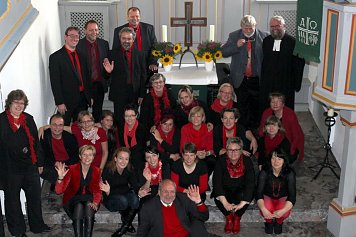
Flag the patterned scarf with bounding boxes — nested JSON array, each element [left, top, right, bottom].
[[146, 160, 162, 185], [6, 109, 37, 164], [226, 156, 244, 178], [151, 87, 170, 126]]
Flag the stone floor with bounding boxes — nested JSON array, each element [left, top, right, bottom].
[[2, 112, 340, 236]]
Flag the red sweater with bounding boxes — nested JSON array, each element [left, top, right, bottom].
[[180, 123, 213, 152], [162, 203, 189, 237]]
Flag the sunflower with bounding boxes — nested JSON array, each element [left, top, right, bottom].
[[195, 53, 203, 61], [214, 50, 222, 60], [202, 52, 213, 62], [173, 43, 182, 54], [160, 55, 173, 66], [152, 50, 161, 57]]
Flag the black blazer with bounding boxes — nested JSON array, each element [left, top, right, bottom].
[[76, 38, 110, 92], [107, 47, 147, 102], [112, 22, 157, 66], [137, 193, 210, 237], [40, 129, 79, 168], [49, 46, 92, 109]]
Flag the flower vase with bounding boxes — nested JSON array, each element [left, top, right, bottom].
[[163, 64, 172, 72], [205, 61, 214, 72]]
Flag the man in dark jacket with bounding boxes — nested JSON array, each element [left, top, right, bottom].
[[40, 114, 78, 184]]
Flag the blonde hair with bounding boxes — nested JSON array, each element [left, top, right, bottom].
[[217, 83, 236, 101], [188, 106, 205, 123], [79, 145, 96, 157]]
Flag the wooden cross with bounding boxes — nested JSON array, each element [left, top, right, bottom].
[[170, 2, 207, 47]]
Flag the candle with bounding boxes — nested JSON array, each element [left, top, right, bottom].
[[162, 25, 168, 42], [327, 108, 334, 117], [209, 25, 215, 41]]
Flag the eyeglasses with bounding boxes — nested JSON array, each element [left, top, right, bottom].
[[67, 34, 80, 39], [227, 148, 242, 153], [81, 120, 93, 124], [152, 80, 164, 85], [12, 101, 25, 106]]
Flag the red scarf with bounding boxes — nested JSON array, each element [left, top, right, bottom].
[[151, 87, 170, 126], [185, 123, 208, 150], [226, 156, 244, 178], [222, 124, 236, 148], [181, 99, 199, 115], [146, 160, 162, 185], [264, 132, 285, 157], [210, 98, 233, 113], [156, 126, 175, 153], [124, 120, 138, 148], [129, 23, 142, 51], [6, 110, 37, 164]]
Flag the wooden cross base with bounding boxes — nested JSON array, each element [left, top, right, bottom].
[[178, 46, 198, 69]]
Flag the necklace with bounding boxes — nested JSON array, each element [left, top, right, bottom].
[[272, 180, 281, 197]]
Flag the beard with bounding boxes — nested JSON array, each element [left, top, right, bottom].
[[271, 29, 285, 40], [121, 42, 132, 50]]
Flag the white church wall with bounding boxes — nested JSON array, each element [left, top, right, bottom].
[[0, 0, 61, 126]]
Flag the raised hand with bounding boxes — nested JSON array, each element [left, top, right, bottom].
[[143, 167, 152, 182], [100, 180, 110, 195], [186, 185, 201, 204], [103, 58, 114, 73], [55, 162, 69, 179]]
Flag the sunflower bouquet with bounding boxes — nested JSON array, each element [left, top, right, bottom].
[[196, 40, 222, 62], [152, 42, 182, 66]]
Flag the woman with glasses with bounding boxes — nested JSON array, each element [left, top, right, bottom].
[[118, 104, 147, 170], [211, 137, 255, 234], [0, 90, 50, 236], [139, 73, 177, 131], [209, 83, 241, 126], [213, 108, 258, 159]]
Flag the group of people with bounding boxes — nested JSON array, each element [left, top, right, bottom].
[[0, 7, 306, 237]]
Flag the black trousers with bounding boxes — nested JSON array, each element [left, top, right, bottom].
[[62, 92, 89, 126], [214, 188, 250, 217], [113, 85, 138, 128], [235, 76, 260, 130], [91, 82, 105, 123], [4, 171, 47, 235]]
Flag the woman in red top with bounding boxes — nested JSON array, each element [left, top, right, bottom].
[[180, 106, 215, 176], [55, 145, 102, 237]]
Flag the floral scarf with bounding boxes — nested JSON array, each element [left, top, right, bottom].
[[6, 110, 37, 164], [226, 156, 244, 178], [146, 160, 162, 185], [151, 87, 170, 126], [210, 98, 233, 113], [124, 120, 138, 148]]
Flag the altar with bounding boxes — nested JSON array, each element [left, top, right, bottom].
[[159, 64, 219, 103]]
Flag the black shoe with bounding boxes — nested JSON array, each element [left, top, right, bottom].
[[31, 224, 51, 234], [264, 222, 273, 234], [274, 221, 283, 234]]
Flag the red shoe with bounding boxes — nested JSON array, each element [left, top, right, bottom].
[[224, 213, 233, 233], [232, 214, 241, 233]]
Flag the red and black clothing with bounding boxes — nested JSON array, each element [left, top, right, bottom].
[[259, 106, 304, 160], [256, 168, 296, 223], [174, 99, 210, 129], [171, 160, 209, 201], [211, 155, 255, 217]]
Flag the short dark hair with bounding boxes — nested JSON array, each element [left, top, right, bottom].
[[84, 20, 98, 29], [145, 146, 160, 156], [50, 114, 64, 124], [220, 107, 240, 120], [127, 7, 141, 15], [65, 26, 80, 35], [124, 104, 139, 117], [182, 142, 197, 154], [5, 89, 29, 110]]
